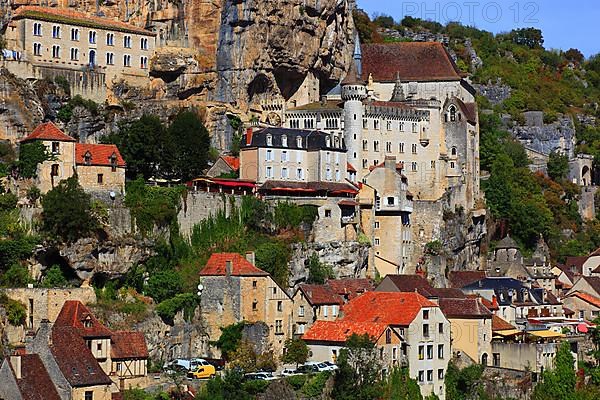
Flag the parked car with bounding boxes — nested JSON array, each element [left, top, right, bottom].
[[302, 362, 330, 372], [280, 368, 301, 377], [204, 358, 226, 371], [187, 364, 216, 379], [244, 372, 277, 381], [297, 363, 319, 374], [322, 361, 338, 371], [164, 358, 213, 372]]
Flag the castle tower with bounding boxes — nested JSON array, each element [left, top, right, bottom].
[[353, 31, 362, 76], [341, 61, 367, 173]]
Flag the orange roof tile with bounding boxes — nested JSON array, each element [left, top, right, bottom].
[[221, 156, 240, 171], [341, 291, 437, 326], [14, 6, 155, 36], [54, 300, 112, 338], [346, 162, 357, 173], [21, 122, 76, 143], [327, 278, 373, 300], [111, 331, 148, 359], [199, 253, 269, 277], [568, 291, 600, 309], [439, 298, 492, 319], [302, 320, 388, 343], [492, 315, 515, 332], [75, 143, 126, 167], [298, 284, 343, 306]]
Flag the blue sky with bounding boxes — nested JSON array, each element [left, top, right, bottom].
[[357, 0, 600, 57]]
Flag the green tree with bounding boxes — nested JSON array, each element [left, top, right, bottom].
[[532, 342, 576, 400], [547, 152, 570, 181], [17, 141, 51, 178], [41, 265, 68, 288], [564, 48, 584, 64], [510, 28, 544, 49], [164, 110, 210, 181], [145, 269, 183, 303], [255, 241, 290, 287], [213, 322, 245, 360], [333, 334, 383, 400], [0, 264, 31, 287], [281, 338, 309, 367], [307, 253, 333, 284], [382, 367, 423, 400], [103, 115, 166, 180], [41, 176, 97, 242], [445, 363, 485, 400]]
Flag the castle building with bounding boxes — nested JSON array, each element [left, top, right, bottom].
[[2, 6, 156, 102], [284, 39, 482, 271]]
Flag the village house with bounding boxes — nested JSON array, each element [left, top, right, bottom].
[[447, 270, 487, 289], [199, 252, 293, 358], [303, 291, 450, 400], [19, 122, 126, 194], [567, 276, 600, 299], [2, 6, 156, 102], [292, 284, 343, 336], [326, 278, 373, 301], [0, 353, 62, 400], [358, 156, 414, 274], [206, 155, 240, 178], [563, 291, 600, 321]]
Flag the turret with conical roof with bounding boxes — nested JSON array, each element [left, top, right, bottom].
[[341, 58, 367, 174], [390, 72, 405, 102]]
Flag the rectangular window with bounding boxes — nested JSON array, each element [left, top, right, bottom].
[[296, 168, 304, 180], [332, 305, 338, 316], [51, 164, 59, 177], [373, 141, 379, 152], [399, 143, 405, 153], [299, 306, 305, 317], [363, 119, 368, 129], [374, 238, 380, 246], [252, 280, 257, 288], [70, 28, 79, 41], [123, 54, 131, 67], [386, 329, 392, 344], [297, 324, 305, 334], [386, 120, 392, 131], [439, 323, 444, 334], [52, 45, 60, 59], [412, 144, 418, 154], [116, 362, 122, 372], [277, 301, 283, 312], [423, 324, 430, 338], [70, 48, 78, 61], [386, 142, 392, 153], [438, 344, 444, 359], [266, 150, 273, 161], [281, 151, 288, 162], [427, 370, 433, 382], [427, 345, 433, 360], [323, 306, 328, 317], [275, 320, 283, 334], [252, 301, 257, 311], [418, 370, 424, 383], [325, 209, 332, 218], [326, 168, 332, 181], [51, 142, 60, 154], [438, 369, 444, 380], [412, 123, 418, 133], [392, 347, 397, 360], [399, 121, 405, 131], [418, 345, 424, 360], [362, 159, 368, 169], [423, 310, 429, 320], [85, 391, 93, 400], [33, 23, 42, 36], [124, 35, 132, 48], [106, 52, 114, 65], [141, 37, 148, 50], [266, 166, 273, 178], [89, 31, 96, 44], [106, 33, 114, 46], [140, 56, 148, 69], [374, 221, 380, 229], [411, 162, 418, 172], [374, 120, 380, 130], [33, 43, 42, 56], [97, 342, 102, 352], [52, 25, 60, 39], [97, 174, 103, 184], [335, 170, 340, 181], [281, 167, 288, 179]]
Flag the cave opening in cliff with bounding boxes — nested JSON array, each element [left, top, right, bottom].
[[273, 67, 306, 100], [247, 74, 273, 101], [39, 248, 81, 285]]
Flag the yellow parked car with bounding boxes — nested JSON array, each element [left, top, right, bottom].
[[187, 363, 216, 379]]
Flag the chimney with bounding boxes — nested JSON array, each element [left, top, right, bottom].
[[225, 260, 232, 276], [491, 295, 498, 309], [384, 156, 397, 170], [245, 251, 256, 266], [10, 355, 21, 379], [245, 128, 253, 146]]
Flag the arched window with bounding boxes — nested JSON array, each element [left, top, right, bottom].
[[326, 136, 331, 148], [481, 353, 488, 366], [296, 136, 302, 148], [449, 106, 457, 122], [281, 135, 288, 147], [451, 147, 457, 156], [266, 134, 272, 146]]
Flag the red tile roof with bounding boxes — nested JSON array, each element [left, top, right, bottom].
[[221, 156, 240, 171], [568, 291, 600, 309], [54, 300, 112, 338], [21, 122, 76, 143], [448, 271, 487, 288], [432, 288, 467, 299], [327, 278, 373, 300], [346, 162, 357, 173], [590, 247, 600, 257], [341, 291, 437, 326], [50, 327, 112, 387], [199, 253, 269, 277], [298, 284, 343, 306], [11, 354, 61, 400], [302, 320, 388, 343], [368, 161, 404, 172], [377, 275, 436, 297], [111, 331, 149, 359], [492, 315, 515, 332], [14, 6, 155, 36], [439, 298, 492, 319], [361, 42, 463, 82], [76, 143, 126, 167]]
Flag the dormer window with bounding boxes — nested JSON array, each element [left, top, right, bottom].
[[296, 136, 302, 148], [84, 151, 92, 165], [326, 136, 331, 148], [266, 134, 272, 146], [83, 318, 92, 328], [282, 135, 288, 147]]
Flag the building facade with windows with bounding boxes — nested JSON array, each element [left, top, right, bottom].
[[199, 253, 293, 357], [3, 6, 155, 102]]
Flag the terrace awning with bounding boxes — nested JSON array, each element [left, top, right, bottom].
[[528, 330, 565, 339], [494, 329, 522, 336]]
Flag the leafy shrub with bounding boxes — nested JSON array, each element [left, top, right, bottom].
[[17, 141, 50, 178], [146, 269, 183, 303], [0, 293, 26, 325], [212, 322, 245, 360], [57, 95, 99, 122], [286, 374, 307, 390], [0, 193, 17, 211], [0, 264, 32, 287], [307, 253, 334, 284], [242, 380, 270, 395], [273, 202, 318, 230], [302, 372, 330, 397], [41, 265, 69, 288], [155, 293, 197, 324], [54, 76, 70, 94]]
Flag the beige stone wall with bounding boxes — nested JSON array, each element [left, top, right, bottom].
[[264, 278, 293, 356], [2, 286, 96, 344], [77, 165, 125, 193], [491, 342, 558, 373], [449, 317, 492, 364], [239, 148, 258, 181], [34, 140, 76, 193], [563, 296, 600, 321], [72, 384, 115, 400], [292, 291, 314, 335]]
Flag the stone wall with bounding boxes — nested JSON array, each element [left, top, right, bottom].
[[177, 191, 242, 237]]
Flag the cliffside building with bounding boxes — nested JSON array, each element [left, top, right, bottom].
[[2, 6, 156, 102], [20, 122, 126, 194], [284, 40, 483, 271]]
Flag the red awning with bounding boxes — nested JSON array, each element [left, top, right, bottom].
[[578, 323, 589, 333], [211, 179, 256, 188], [331, 189, 358, 195], [270, 187, 317, 192], [338, 200, 359, 206]]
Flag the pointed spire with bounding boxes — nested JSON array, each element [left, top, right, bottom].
[[353, 31, 362, 76], [341, 59, 365, 86], [390, 72, 405, 102]]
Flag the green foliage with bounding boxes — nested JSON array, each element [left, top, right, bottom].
[[302, 371, 331, 397], [155, 293, 197, 324], [213, 322, 245, 360], [41, 176, 97, 242], [286, 374, 307, 390], [547, 152, 570, 181], [26, 187, 41, 205], [228, 115, 243, 157], [163, 110, 211, 181], [242, 379, 270, 395], [17, 141, 51, 178], [255, 241, 290, 287], [333, 334, 383, 400], [382, 368, 423, 400], [54, 76, 71, 94], [122, 389, 169, 400], [0, 193, 17, 211], [533, 342, 576, 400], [197, 369, 251, 400], [0, 293, 26, 326], [57, 95, 99, 122], [146, 269, 183, 303], [281, 338, 309, 366], [307, 253, 333, 284], [41, 265, 69, 288], [509, 28, 544, 49], [124, 178, 185, 234], [273, 202, 318, 230], [445, 362, 485, 400], [425, 240, 443, 256]]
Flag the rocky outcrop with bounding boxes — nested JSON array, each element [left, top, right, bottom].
[[288, 241, 370, 287], [474, 79, 512, 106]]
